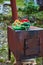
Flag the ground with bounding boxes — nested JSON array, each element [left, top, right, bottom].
[[0, 22, 13, 65]]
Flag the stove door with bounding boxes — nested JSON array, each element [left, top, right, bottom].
[[24, 31, 40, 57]]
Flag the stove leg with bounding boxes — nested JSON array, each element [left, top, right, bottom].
[[8, 47, 11, 60]]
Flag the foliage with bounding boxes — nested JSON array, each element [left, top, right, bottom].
[[36, 57, 42, 65], [16, 0, 24, 6], [0, 14, 3, 21], [24, 1, 39, 15], [0, 0, 10, 3], [0, 0, 4, 3], [31, 11, 43, 25], [33, 11, 43, 20], [4, 0, 10, 1], [0, 43, 8, 63], [18, 1, 39, 16], [11, 53, 16, 63]]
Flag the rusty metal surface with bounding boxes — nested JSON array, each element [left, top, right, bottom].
[[7, 26, 43, 61]]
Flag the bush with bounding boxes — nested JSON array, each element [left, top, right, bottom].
[[18, 1, 39, 16]]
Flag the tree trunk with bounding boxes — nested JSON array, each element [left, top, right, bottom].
[[10, 0, 18, 21]]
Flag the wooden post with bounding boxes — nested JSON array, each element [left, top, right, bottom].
[[10, 0, 18, 21]]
